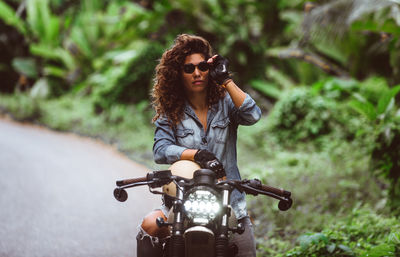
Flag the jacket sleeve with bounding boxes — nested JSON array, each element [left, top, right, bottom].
[[227, 93, 262, 126], [153, 117, 187, 164]]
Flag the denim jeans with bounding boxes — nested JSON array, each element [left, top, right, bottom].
[[231, 216, 257, 257]]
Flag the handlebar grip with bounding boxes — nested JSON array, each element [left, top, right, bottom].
[[260, 184, 291, 198], [116, 177, 147, 187]]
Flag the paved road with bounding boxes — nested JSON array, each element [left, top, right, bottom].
[[0, 118, 159, 257]]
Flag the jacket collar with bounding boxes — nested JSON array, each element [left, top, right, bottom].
[[184, 101, 219, 129]]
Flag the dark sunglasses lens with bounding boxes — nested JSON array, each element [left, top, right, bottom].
[[198, 62, 209, 71], [183, 64, 195, 73]]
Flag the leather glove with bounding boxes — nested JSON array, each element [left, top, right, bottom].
[[209, 55, 231, 85], [194, 149, 226, 178]]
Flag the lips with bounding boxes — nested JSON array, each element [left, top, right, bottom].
[[193, 80, 204, 85]]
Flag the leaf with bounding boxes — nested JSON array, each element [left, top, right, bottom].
[[30, 78, 50, 99], [280, 10, 303, 25], [311, 79, 325, 94], [12, 58, 38, 78], [338, 179, 360, 190], [349, 99, 377, 121], [30, 45, 75, 70], [112, 50, 139, 64], [70, 26, 92, 57], [338, 244, 353, 253], [351, 20, 378, 32], [43, 65, 66, 78], [30, 44, 59, 59], [313, 40, 348, 66], [388, 232, 400, 244], [46, 16, 61, 45], [0, 1, 27, 34], [250, 80, 282, 99], [266, 66, 295, 90], [327, 243, 336, 253], [54, 49, 76, 70], [361, 244, 395, 257], [297, 233, 329, 250], [37, 0, 55, 44], [377, 85, 400, 115], [26, 0, 44, 38]]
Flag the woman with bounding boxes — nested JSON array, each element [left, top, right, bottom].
[[137, 34, 261, 257]]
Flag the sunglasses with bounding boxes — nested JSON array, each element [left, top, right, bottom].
[[183, 61, 209, 74]]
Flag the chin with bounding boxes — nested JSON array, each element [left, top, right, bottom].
[[193, 85, 207, 92]]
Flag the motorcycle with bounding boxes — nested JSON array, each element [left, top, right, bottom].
[[113, 160, 293, 257]]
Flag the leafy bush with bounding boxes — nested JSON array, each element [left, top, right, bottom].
[[242, 136, 387, 256], [89, 42, 163, 111], [325, 76, 400, 215], [266, 76, 400, 214], [358, 86, 400, 215], [0, 92, 42, 121], [371, 120, 400, 216], [266, 87, 341, 144], [285, 207, 400, 257]]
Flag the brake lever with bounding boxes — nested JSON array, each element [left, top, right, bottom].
[[147, 170, 173, 188], [239, 184, 293, 211]]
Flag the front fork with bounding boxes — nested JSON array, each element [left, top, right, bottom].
[[216, 186, 231, 257], [169, 180, 185, 257]]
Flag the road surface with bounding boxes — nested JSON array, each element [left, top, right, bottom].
[[0, 117, 160, 257]]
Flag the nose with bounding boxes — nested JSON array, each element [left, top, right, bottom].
[[193, 67, 201, 77]]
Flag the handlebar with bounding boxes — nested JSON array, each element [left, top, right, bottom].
[[245, 179, 291, 198], [262, 184, 291, 197], [220, 179, 293, 211], [116, 170, 173, 188], [116, 177, 147, 187], [114, 170, 293, 210]]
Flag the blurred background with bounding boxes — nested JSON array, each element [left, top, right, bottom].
[[1, 0, 399, 256]]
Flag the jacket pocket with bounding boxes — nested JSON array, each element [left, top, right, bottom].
[[212, 117, 230, 129], [211, 117, 230, 144], [175, 128, 195, 147]]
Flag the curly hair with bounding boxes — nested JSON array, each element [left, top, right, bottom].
[[151, 34, 226, 126]]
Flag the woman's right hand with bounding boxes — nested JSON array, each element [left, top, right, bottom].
[[194, 149, 225, 178]]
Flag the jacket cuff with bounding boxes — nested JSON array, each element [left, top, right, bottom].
[[238, 94, 254, 111], [165, 145, 187, 163]]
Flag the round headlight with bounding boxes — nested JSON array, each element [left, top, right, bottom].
[[184, 189, 220, 224]]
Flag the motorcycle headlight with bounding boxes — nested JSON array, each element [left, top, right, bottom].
[[184, 190, 220, 224]]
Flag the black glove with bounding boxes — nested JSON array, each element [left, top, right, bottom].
[[194, 149, 226, 178], [209, 55, 231, 85]]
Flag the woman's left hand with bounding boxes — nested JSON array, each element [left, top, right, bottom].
[[208, 54, 231, 86]]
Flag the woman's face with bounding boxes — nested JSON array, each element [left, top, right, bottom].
[[181, 53, 209, 95]]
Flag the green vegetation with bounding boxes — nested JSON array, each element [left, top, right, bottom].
[[1, 0, 400, 256]]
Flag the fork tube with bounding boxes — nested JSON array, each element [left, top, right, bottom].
[[216, 186, 230, 257], [221, 188, 230, 228], [170, 180, 185, 257]]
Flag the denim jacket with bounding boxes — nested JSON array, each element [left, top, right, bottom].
[[153, 93, 262, 219]]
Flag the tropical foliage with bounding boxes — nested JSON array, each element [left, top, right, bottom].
[[1, 0, 400, 256]]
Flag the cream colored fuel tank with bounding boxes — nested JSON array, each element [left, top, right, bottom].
[[162, 160, 201, 197]]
